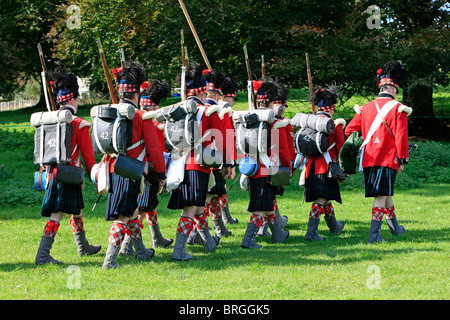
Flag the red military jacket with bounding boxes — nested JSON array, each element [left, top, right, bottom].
[[185, 99, 231, 174], [304, 113, 346, 178], [283, 118, 296, 164], [107, 104, 166, 180], [345, 96, 410, 170]]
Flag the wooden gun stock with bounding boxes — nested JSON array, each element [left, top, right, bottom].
[[37, 43, 57, 111], [305, 53, 316, 115], [244, 45, 256, 110], [97, 38, 118, 104]]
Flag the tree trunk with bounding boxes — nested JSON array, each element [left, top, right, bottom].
[[403, 84, 447, 140]]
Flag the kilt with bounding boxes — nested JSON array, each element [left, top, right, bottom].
[[364, 166, 397, 197], [105, 173, 140, 221], [41, 175, 84, 217], [168, 170, 210, 210], [247, 177, 279, 212], [208, 169, 227, 196], [136, 181, 159, 212], [304, 161, 342, 203]]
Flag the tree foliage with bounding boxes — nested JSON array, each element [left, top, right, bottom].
[[1, 0, 448, 133]]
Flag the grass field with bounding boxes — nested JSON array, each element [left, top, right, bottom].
[[0, 90, 448, 301]]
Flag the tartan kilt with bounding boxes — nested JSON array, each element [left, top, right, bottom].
[[304, 161, 342, 203], [41, 175, 84, 217], [105, 173, 140, 221], [168, 170, 210, 210], [247, 177, 278, 212], [364, 166, 397, 197], [208, 169, 227, 196], [136, 181, 159, 212]]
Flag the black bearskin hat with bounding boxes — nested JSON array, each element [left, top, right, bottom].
[[141, 79, 170, 105], [221, 75, 238, 99], [50, 62, 79, 104], [185, 62, 206, 90], [309, 84, 339, 111], [116, 60, 146, 95], [202, 69, 225, 93], [377, 60, 407, 89], [257, 78, 281, 104]]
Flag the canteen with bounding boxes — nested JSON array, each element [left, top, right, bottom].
[[239, 156, 259, 177]]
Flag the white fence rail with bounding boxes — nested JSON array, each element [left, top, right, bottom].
[[0, 100, 38, 112]]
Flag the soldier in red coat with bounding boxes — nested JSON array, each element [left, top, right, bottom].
[[102, 62, 167, 269], [345, 61, 410, 243], [240, 80, 291, 249], [35, 66, 101, 265], [118, 79, 173, 256], [292, 86, 347, 241], [216, 75, 239, 227], [168, 63, 232, 261]]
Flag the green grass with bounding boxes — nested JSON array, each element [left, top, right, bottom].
[[0, 173, 448, 300], [0, 91, 449, 300]]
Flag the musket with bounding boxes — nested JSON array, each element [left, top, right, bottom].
[[96, 38, 118, 104], [178, 0, 212, 70], [243, 45, 256, 110], [180, 30, 187, 101], [37, 43, 57, 111], [261, 55, 266, 80], [119, 48, 126, 69], [305, 53, 315, 114]]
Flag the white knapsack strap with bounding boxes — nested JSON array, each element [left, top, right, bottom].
[[127, 139, 146, 161], [322, 142, 336, 164], [360, 100, 399, 149], [93, 115, 106, 154]]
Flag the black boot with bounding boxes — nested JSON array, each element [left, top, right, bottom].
[[324, 216, 345, 235], [305, 218, 324, 241], [172, 232, 195, 262], [102, 244, 121, 269], [386, 216, 405, 236], [368, 220, 386, 243], [198, 227, 220, 253], [132, 237, 155, 261], [267, 219, 289, 243], [212, 217, 232, 238], [241, 223, 262, 249], [150, 223, 174, 248], [35, 236, 62, 265], [73, 229, 102, 256]]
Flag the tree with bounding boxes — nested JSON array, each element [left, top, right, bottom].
[[0, 0, 66, 102]]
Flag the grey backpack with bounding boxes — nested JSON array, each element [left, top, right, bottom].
[[30, 110, 74, 165], [90, 103, 135, 155]]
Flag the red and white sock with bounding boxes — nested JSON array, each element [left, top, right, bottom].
[[43, 220, 60, 238], [310, 203, 324, 219], [177, 216, 195, 236], [372, 207, 385, 221], [385, 206, 396, 219], [250, 213, 264, 227], [323, 203, 335, 218], [108, 222, 129, 246], [146, 210, 158, 226], [194, 211, 208, 230], [208, 197, 222, 221], [265, 213, 277, 224], [127, 218, 144, 241], [69, 216, 84, 233]]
